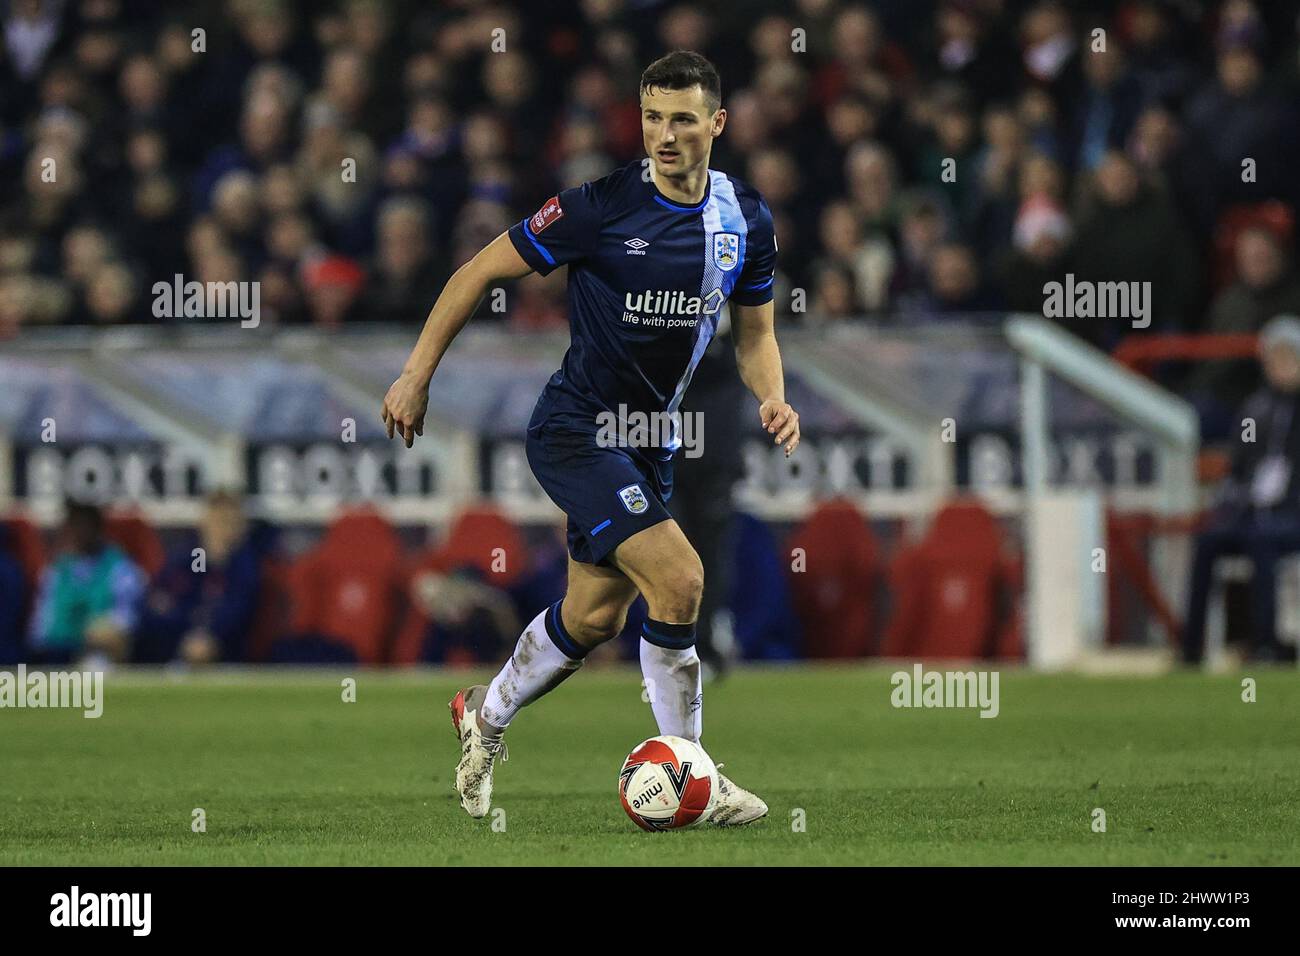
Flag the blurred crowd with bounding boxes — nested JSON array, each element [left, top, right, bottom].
[[2, 0, 1300, 352]]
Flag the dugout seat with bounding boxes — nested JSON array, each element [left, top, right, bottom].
[[882, 499, 1022, 660], [393, 506, 528, 665], [437, 505, 529, 588], [105, 510, 166, 580], [784, 499, 878, 658], [0, 515, 47, 588], [246, 556, 291, 663], [280, 508, 405, 664]]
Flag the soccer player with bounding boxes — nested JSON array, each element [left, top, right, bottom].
[[381, 51, 799, 825]]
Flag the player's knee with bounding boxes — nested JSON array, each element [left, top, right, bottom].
[[568, 604, 627, 645], [650, 555, 704, 622]]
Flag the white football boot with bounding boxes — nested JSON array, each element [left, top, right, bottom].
[[448, 684, 507, 818], [710, 765, 769, 826]]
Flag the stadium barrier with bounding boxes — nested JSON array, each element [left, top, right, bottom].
[[1, 316, 1213, 668]]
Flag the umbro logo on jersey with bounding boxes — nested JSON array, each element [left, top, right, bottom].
[[624, 237, 650, 255]]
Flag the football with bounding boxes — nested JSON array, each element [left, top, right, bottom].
[[618, 735, 718, 831]]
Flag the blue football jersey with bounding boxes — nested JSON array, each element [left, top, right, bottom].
[[507, 159, 776, 450]]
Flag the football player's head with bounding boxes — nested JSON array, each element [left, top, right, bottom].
[[639, 51, 725, 181]]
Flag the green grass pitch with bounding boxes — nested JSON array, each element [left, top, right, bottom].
[[2, 665, 1298, 866]]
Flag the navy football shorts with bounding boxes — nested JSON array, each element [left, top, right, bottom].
[[525, 411, 674, 566]]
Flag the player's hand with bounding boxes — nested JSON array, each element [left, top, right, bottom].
[[381, 369, 430, 448], [759, 399, 800, 457], [84, 615, 128, 660], [179, 629, 219, 666]]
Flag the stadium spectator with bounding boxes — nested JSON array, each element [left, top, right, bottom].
[[915, 88, 979, 224], [1191, 227, 1300, 422], [966, 104, 1023, 255], [1183, 315, 1300, 664], [136, 491, 275, 665], [1018, 2, 1082, 106], [926, 0, 1018, 109], [814, 198, 885, 315], [1183, 29, 1289, 232], [81, 259, 138, 324], [899, 241, 1000, 319], [809, 262, 860, 323], [996, 194, 1072, 314], [61, 223, 114, 290], [1070, 150, 1198, 342], [1125, 104, 1203, 234], [3, 0, 61, 86], [844, 140, 897, 235], [1121, 0, 1200, 106], [1067, 40, 1143, 174], [303, 254, 365, 327], [360, 196, 445, 324], [888, 195, 949, 304], [27, 500, 146, 665], [1207, 227, 1300, 335]]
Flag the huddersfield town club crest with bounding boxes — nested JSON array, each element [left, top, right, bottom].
[[618, 484, 649, 514], [713, 232, 739, 271]]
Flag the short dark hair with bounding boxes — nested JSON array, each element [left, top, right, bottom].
[[64, 498, 103, 531], [639, 50, 721, 113]]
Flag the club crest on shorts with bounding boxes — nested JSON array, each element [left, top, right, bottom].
[[618, 483, 649, 515], [713, 232, 739, 272]]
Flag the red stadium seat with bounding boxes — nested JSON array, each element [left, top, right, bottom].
[[284, 508, 406, 664], [391, 547, 451, 666], [882, 499, 1022, 660], [784, 498, 879, 658], [438, 505, 529, 588], [392, 506, 529, 665], [105, 510, 165, 579], [246, 556, 291, 663], [1, 515, 47, 588]]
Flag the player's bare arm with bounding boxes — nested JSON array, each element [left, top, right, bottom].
[[732, 299, 799, 457], [381, 231, 533, 447]]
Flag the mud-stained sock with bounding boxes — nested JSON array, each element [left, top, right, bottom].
[[639, 619, 701, 742], [481, 601, 586, 730]]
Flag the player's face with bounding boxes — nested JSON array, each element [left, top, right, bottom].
[[1264, 342, 1300, 392], [640, 85, 725, 180]]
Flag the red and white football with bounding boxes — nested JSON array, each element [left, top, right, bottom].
[[618, 735, 718, 831]]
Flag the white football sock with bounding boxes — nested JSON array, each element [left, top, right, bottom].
[[640, 620, 702, 742], [481, 602, 585, 731]]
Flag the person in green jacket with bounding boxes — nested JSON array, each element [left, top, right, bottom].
[[28, 501, 145, 665]]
